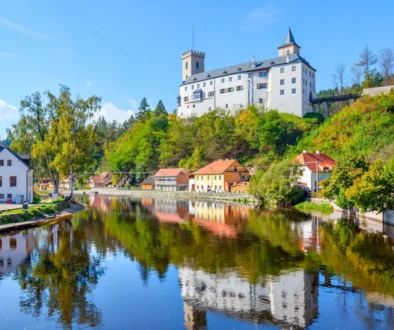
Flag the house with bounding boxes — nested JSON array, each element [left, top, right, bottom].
[[177, 28, 316, 119], [192, 159, 249, 193], [230, 181, 250, 193], [0, 142, 34, 203], [188, 174, 195, 192], [141, 176, 155, 190], [60, 174, 78, 191], [295, 151, 336, 192], [89, 172, 112, 188], [153, 168, 189, 192], [39, 178, 54, 191]]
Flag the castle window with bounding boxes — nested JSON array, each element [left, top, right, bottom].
[[197, 83, 200, 88], [280, 68, 284, 73], [257, 83, 267, 89], [225, 104, 228, 108], [292, 88, 296, 94], [229, 77, 232, 82], [221, 78, 225, 83], [184, 96, 189, 102], [193, 91, 202, 100], [292, 66, 296, 71], [193, 105, 195, 108], [208, 91, 215, 97], [236, 86, 244, 91], [259, 98, 263, 104], [184, 86, 187, 91], [192, 85, 195, 90], [238, 75, 241, 80], [210, 81, 213, 86], [185, 62, 188, 70], [196, 61, 199, 69], [280, 90, 284, 95], [259, 72, 267, 77], [203, 82, 206, 87], [280, 79, 285, 85], [292, 77, 296, 84], [209, 107, 211, 111]]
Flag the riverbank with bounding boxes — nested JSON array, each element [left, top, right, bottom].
[[72, 188, 258, 204], [0, 202, 85, 234]]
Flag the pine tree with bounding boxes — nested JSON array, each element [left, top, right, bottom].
[[154, 100, 167, 116], [136, 97, 150, 122]]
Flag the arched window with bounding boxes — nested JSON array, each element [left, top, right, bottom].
[[196, 61, 199, 69], [185, 62, 188, 70]]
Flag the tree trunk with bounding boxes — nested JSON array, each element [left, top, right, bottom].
[[69, 156, 73, 199]]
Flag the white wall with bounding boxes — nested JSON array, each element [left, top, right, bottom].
[[0, 148, 33, 203]]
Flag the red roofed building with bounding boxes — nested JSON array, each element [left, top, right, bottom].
[[153, 168, 189, 191], [89, 172, 112, 188], [192, 159, 249, 192], [294, 151, 336, 192]]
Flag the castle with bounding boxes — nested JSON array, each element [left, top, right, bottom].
[[177, 28, 316, 118]]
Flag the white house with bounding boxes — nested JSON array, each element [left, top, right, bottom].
[[295, 151, 336, 192], [177, 28, 316, 118], [0, 142, 34, 203]]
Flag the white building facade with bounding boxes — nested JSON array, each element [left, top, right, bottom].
[[177, 28, 316, 118], [0, 142, 34, 203]]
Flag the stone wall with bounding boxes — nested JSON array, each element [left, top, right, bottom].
[[363, 85, 394, 97]]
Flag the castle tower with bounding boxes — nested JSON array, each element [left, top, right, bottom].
[[181, 50, 205, 81], [278, 27, 301, 57]]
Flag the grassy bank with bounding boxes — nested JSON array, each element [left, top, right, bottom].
[[0, 203, 62, 225], [295, 201, 334, 215]]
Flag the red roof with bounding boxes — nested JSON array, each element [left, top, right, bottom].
[[154, 168, 187, 177], [193, 159, 245, 175], [295, 151, 336, 172]]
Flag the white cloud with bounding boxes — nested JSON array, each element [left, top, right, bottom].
[[240, 5, 281, 31], [93, 102, 136, 123], [0, 18, 48, 39], [0, 52, 17, 57], [127, 98, 138, 109], [0, 99, 19, 139]]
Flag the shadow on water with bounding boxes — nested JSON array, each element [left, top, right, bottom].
[[0, 195, 393, 329]]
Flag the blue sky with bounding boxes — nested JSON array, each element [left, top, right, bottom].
[[0, 0, 393, 138]]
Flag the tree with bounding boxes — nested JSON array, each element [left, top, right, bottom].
[[379, 48, 394, 86], [249, 160, 303, 206], [363, 69, 383, 88], [357, 45, 377, 75], [332, 62, 347, 91], [351, 65, 363, 87], [154, 100, 167, 117], [346, 157, 394, 213], [136, 97, 150, 122]]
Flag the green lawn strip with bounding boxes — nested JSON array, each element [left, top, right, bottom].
[[0, 203, 62, 225], [295, 201, 334, 214]]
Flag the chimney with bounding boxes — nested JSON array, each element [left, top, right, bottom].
[[251, 56, 256, 69], [316, 151, 320, 155]]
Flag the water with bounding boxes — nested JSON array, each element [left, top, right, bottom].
[[0, 196, 393, 329]]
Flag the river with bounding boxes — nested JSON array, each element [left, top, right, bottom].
[[0, 195, 393, 329]]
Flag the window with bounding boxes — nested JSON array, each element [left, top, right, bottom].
[[187, 105, 189, 108], [248, 73, 252, 78], [193, 92, 201, 100], [7, 160, 11, 166], [310, 82, 312, 88], [193, 105, 195, 108], [210, 80, 213, 86], [197, 185, 199, 189], [184, 96, 189, 102], [292, 88, 296, 94], [238, 75, 241, 80], [203, 82, 206, 87], [280, 90, 284, 95], [220, 88, 234, 94], [180, 112, 183, 116], [207, 176, 210, 180], [305, 80, 308, 86], [185, 86, 187, 91], [259, 98, 263, 104], [10, 176, 16, 187], [236, 85, 244, 91], [221, 78, 225, 83], [0, 194, 4, 199], [219, 176, 221, 180], [0, 176, 2, 187], [192, 85, 195, 90], [257, 83, 267, 89], [196, 61, 199, 69], [225, 104, 228, 108], [214, 176, 217, 180], [10, 238, 16, 250], [280, 79, 285, 85], [309, 71, 311, 77], [196, 83, 199, 88], [292, 77, 296, 84], [7, 194, 11, 199], [292, 66, 296, 71], [208, 91, 215, 97], [280, 68, 284, 73], [0, 160, 3, 166], [185, 62, 188, 70], [208, 107, 211, 111], [259, 72, 267, 77], [229, 77, 232, 82]]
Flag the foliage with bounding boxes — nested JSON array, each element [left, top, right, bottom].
[[249, 159, 304, 206], [295, 201, 334, 214]]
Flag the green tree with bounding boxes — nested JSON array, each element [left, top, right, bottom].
[[136, 97, 150, 122], [154, 100, 167, 117]]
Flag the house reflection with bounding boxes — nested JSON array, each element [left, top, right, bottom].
[[0, 231, 34, 275], [179, 267, 318, 329]]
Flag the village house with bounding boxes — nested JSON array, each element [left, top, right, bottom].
[[39, 178, 54, 191], [0, 142, 34, 204], [141, 176, 155, 190], [192, 159, 249, 193], [153, 168, 189, 192], [89, 172, 112, 189], [295, 151, 336, 192]]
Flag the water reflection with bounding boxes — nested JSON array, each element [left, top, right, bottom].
[[0, 196, 392, 329]]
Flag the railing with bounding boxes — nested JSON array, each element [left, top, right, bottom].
[[310, 93, 361, 104]]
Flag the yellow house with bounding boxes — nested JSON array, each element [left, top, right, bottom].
[[193, 159, 249, 192]]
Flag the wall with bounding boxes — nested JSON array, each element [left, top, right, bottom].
[[0, 148, 32, 203], [363, 85, 394, 97], [195, 174, 224, 192]]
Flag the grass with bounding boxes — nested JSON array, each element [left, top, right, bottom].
[[295, 201, 334, 214], [0, 203, 62, 225]]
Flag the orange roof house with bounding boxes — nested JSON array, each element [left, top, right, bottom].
[[89, 172, 112, 188], [153, 168, 189, 192], [192, 159, 249, 192], [294, 151, 336, 191]]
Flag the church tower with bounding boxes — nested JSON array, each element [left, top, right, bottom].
[[181, 50, 205, 81], [278, 27, 301, 57]]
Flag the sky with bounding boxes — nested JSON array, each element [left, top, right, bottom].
[[0, 0, 393, 138]]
